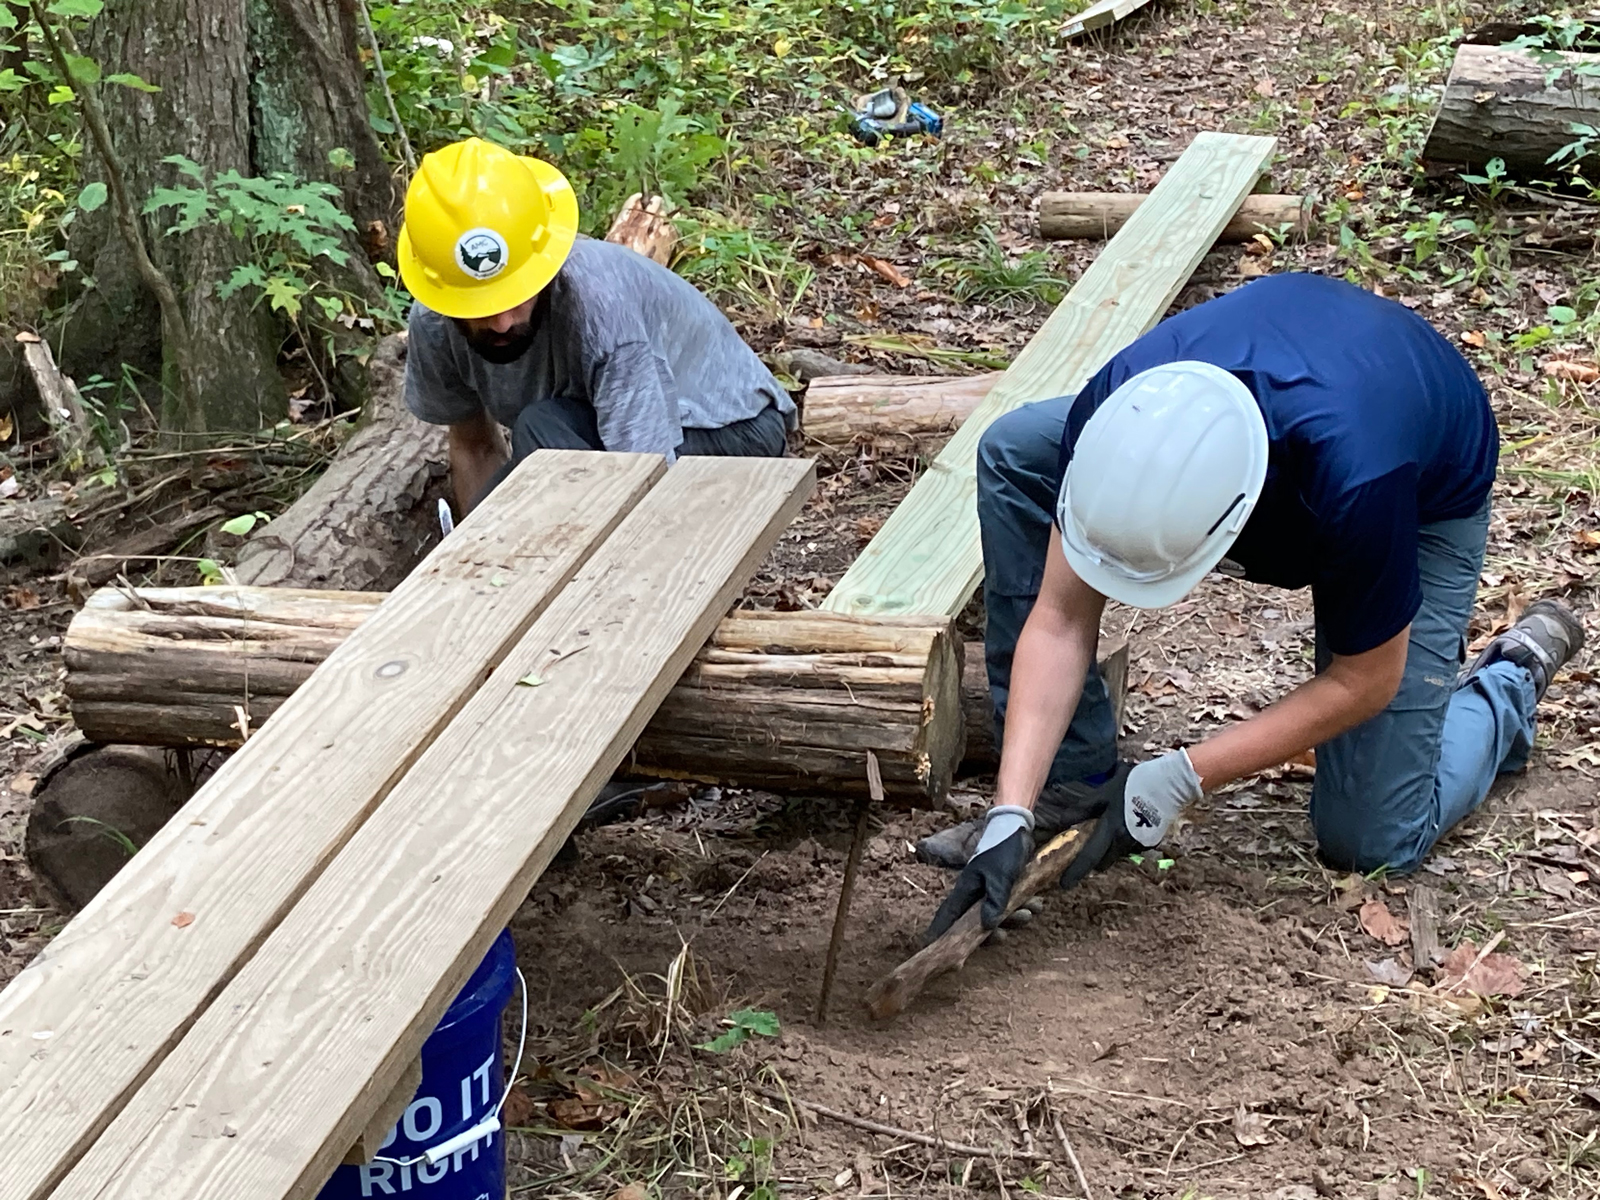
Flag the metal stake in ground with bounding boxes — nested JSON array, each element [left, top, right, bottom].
[[815, 750, 884, 1024]]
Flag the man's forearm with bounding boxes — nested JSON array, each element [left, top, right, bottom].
[[448, 427, 508, 515], [993, 611, 1098, 811]]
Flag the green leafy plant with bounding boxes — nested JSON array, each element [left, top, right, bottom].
[[219, 510, 270, 537], [695, 1007, 780, 1053], [609, 97, 725, 209], [1459, 155, 1509, 198], [931, 228, 1070, 310], [143, 156, 357, 323]]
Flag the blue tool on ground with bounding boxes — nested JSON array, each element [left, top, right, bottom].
[[845, 87, 943, 146]]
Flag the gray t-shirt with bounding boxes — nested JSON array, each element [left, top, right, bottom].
[[404, 238, 793, 458]]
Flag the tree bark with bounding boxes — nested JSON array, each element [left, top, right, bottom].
[[1038, 192, 1308, 241], [65, 0, 394, 433], [1422, 44, 1600, 170], [801, 372, 1002, 449], [63, 597, 967, 804], [605, 194, 677, 266], [232, 333, 450, 590]]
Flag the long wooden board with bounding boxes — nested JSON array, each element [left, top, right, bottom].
[[0, 451, 665, 1200], [1063, 0, 1157, 38], [57, 456, 816, 1200], [819, 132, 1276, 620]]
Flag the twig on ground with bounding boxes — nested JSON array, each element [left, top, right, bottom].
[[755, 1087, 1051, 1162], [1051, 1111, 1094, 1199]]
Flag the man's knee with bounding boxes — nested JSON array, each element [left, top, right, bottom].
[[1310, 781, 1433, 875], [977, 399, 1068, 495]]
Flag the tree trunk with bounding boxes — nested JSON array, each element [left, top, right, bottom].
[[802, 372, 1003, 449], [1038, 192, 1309, 241], [232, 333, 450, 590], [1422, 44, 1600, 170], [66, 0, 394, 433], [63, 597, 966, 804]]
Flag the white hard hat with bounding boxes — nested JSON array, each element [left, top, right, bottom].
[[1056, 360, 1268, 609]]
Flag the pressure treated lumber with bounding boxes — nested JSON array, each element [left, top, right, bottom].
[[1063, 0, 1157, 38], [232, 333, 449, 591], [822, 132, 1277, 620], [62, 592, 964, 804], [801, 371, 1001, 448], [1422, 44, 1600, 171], [1038, 192, 1308, 241], [866, 827, 1086, 1019], [0, 450, 664, 1200], [60, 456, 815, 1200]]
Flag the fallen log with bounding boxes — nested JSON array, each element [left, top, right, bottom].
[[865, 827, 1086, 1020], [802, 371, 1002, 448], [959, 639, 1130, 773], [1038, 192, 1308, 241], [232, 332, 449, 590], [63, 589, 966, 804], [605, 192, 678, 266], [1422, 43, 1600, 170]]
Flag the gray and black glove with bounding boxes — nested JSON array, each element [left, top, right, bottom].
[[922, 805, 1035, 943], [1057, 749, 1201, 892]]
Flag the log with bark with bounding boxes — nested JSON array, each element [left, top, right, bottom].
[[1422, 43, 1600, 170], [1038, 192, 1309, 241], [232, 333, 449, 591], [63, 591, 966, 804], [801, 371, 1002, 449], [959, 640, 1129, 773], [605, 193, 678, 266]]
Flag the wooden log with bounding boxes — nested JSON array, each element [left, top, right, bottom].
[[605, 192, 678, 266], [1422, 44, 1600, 170], [821, 132, 1277, 620], [232, 332, 448, 591], [16, 331, 101, 472], [58, 458, 815, 1200], [865, 827, 1087, 1020], [1038, 192, 1308, 241], [63, 591, 965, 804], [0, 451, 665, 1200], [801, 372, 1002, 448], [958, 639, 1129, 773]]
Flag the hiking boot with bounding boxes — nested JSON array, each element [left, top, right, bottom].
[[914, 762, 1132, 869], [1460, 598, 1586, 701]]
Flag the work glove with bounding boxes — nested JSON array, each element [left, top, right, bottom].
[[922, 805, 1035, 943], [1057, 749, 1202, 893]]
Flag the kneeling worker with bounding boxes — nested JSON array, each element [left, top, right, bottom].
[[926, 272, 1585, 939], [398, 138, 794, 513]]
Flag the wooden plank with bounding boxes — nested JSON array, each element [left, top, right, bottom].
[[819, 132, 1276, 620], [0, 450, 665, 1200], [1062, 0, 1157, 38], [59, 456, 814, 1200]]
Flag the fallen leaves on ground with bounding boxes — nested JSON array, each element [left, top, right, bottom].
[[1232, 1103, 1271, 1146], [1365, 958, 1413, 986], [857, 253, 911, 288], [1358, 897, 1408, 946], [1437, 939, 1526, 998], [609, 1184, 651, 1200], [547, 1063, 638, 1130]]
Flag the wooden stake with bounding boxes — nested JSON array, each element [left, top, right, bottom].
[[865, 827, 1088, 1020], [816, 751, 882, 1024]]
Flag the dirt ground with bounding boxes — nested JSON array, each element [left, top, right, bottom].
[[4, 0, 1600, 1195]]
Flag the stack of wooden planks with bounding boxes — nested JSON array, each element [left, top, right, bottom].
[[0, 449, 813, 1200]]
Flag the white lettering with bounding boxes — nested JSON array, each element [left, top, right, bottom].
[[358, 1162, 395, 1197], [453, 1135, 481, 1173], [472, 1056, 493, 1107], [398, 1162, 413, 1193], [416, 1157, 448, 1185], [403, 1097, 442, 1143], [460, 1075, 473, 1123]]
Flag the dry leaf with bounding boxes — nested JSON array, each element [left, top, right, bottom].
[[1238, 254, 1270, 278], [1437, 939, 1525, 997], [1454, 1176, 1505, 1200], [1365, 958, 1413, 987], [0, 411, 12, 441], [1574, 529, 1600, 547], [610, 1185, 651, 1200], [858, 253, 911, 288], [1254, 76, 1276, 96], [1358, 898, 1408, 946], [171, 911, 195, 928], [1461, 330, 1487, 348], [1545, 358, 1600, 383], [1232, 1103, 1270, 1146], [5, 586, 40, 611], [9, 771, 37, 796], [501, 1084, 537, 1128]]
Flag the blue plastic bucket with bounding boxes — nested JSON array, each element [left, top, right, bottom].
[[319, 930, 518, 1200]]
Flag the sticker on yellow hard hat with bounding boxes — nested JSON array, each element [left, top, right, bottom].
[[455, 227, 509, 280]]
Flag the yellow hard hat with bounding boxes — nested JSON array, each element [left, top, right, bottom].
[[397, 138, 580, 320]]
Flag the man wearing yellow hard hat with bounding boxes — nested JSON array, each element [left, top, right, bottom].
[[399, 138, 794, 512]]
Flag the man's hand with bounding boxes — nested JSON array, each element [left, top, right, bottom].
[[447, 410, 510, 515], [923, 806, 1035, 942], [1057, 750, 1202, 891]]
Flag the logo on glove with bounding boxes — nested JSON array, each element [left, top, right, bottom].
[[1129, 796, 1161, 829]]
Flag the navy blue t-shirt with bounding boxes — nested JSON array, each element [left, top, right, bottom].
[[1059, 274, 1498, 656]]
